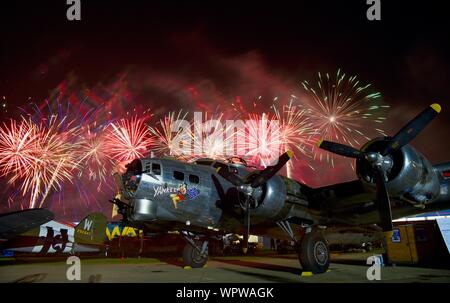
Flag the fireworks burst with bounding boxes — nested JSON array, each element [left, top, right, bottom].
[[0, 71, 393, 215], [235, 112, 282, 168], [26, 115, 80, 208], [0, 115, 80, 208], [191, 112, 237, 161], [0, 119, 38, 183], [231, 95, 319, 176], [231, 95, 263, 117], [302, 69, 389, 166], [272, 100, 318, 176], [76, 123, 112, 187], [149, 111, 192, 158]]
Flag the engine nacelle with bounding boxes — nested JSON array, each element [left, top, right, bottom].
[[249, 175, 290, 221], [356, 138, 440, 204]]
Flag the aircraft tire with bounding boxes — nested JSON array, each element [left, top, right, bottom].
[[182, 243, 208, 268], [298, 232, 330, 274]]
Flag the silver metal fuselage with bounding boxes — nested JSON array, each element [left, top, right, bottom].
[[122, 158, 307, 233], [121, 143, 450, 236]]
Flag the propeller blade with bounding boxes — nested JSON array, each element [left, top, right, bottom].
[[250, 151, 293, 188], [211, 174, 227, 203], [374, 166, 393, 232], [242, 199, 251, 254], [216, 167, 244, 187], [383, 103, 441, 155], [317, 139, 363, 159]]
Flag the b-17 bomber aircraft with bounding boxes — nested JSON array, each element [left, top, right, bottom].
[[110, 103, 450, 273]]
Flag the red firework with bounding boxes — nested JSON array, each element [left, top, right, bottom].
[[105, 116, 155, 163], [0, 119, 38, 182], [0, 116, 80, 208]]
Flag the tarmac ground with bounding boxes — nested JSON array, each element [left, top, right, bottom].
[[1, 252, 450, 283]]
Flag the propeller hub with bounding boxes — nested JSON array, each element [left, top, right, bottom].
[[238, 184, 263, 206], [239, 184, 254, 196], [365, 152, 381, 164], [365, 152, 393, 175]]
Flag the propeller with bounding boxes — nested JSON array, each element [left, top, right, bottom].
[[250, 151, 293, 188], [382, 103, 441, 155], [211, 174, 227, 204], [317, 103, 441, 231], [374, 166, 393, 231], [215, 151, 293, 252], [216, 166, 244, 187], [317, 140, 362, 159]]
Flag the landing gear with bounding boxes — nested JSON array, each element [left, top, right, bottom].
[[297, 232, 330, 274], [182, 232, 208, 268], [277, 221, 330, 274]]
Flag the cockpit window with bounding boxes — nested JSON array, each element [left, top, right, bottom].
[[173, 171, 184, 181], [125, 159, 142, 175], [152, 163, 161, 175], [189, 174, 199, 184]]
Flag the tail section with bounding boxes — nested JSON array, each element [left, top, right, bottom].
[[74, 213, 107, 246]]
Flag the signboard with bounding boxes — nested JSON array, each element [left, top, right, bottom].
[[391, 229, 401, 243], [436, 218, 450, 254], [106, 222, 143, 241], [413, 210, 450, 217], [1, 250, 14, 257]]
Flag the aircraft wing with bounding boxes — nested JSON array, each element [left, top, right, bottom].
[[0, 209, 54, 241], [306, 177, 450, 226], [306, 180, 375, 214]]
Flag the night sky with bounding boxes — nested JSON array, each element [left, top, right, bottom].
[[0, 1, 449, 215], [1, 0, 450, 155]]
